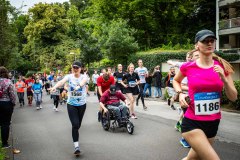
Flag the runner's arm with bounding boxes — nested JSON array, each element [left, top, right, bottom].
[[173, 71, 188, 107], [99, 102, 108, 113], [222, 74, 237, 102], [98, 86, 103, 96], [51, 77, 68, 90]]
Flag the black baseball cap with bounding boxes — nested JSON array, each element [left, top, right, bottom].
[[195, 29, 216, 43], [72, 61, 83, 68], [110, 85, 117, 94]]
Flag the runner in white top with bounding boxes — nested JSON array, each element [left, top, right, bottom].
[[92, 70, 99, 95], [134, 59, 148, 110], [49, 61, 87, 156]]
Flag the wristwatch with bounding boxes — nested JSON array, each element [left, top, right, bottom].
[[177, 91, 183, 95]]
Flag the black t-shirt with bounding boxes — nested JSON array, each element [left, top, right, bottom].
[[145, 76, 152, 84], [122, 72, 140, 86], [113, 71, 126, 84], [164, 73, 175, 88]]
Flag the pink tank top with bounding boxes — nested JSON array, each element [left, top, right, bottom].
[[180, 60, 226, 121]]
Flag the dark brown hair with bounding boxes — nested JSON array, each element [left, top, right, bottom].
[[102, 73, 110, 81], [0, 66, 9, 79]]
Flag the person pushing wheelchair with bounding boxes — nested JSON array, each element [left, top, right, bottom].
[[99, 85, 128, 125]]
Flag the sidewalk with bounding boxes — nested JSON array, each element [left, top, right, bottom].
[[135, 97, 240, 144]]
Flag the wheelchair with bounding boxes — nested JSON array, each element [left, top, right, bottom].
[[100, 104, 134, 134]]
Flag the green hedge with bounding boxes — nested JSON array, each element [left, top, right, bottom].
[[128, 51, 187, 70], [128, 50, 240, 71], [222, 80, 240, 110]]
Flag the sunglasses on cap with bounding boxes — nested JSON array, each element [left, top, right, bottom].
[[73, 66, 80, 69], [201, 38, 215, 44]]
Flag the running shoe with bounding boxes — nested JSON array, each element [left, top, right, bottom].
[[39, 105, 42, 109], [13, 148, 21, 154], [174, 121, 181, 132], [74, 147, 81, 156], [136, 101, 139, 106], [2, 144, 11, 149], [143, 105, 147, 111], [171, 105, 176, 110], [36, 107, 40, 110], [180, 138, 191, 148], [131, 113, 138, 119]]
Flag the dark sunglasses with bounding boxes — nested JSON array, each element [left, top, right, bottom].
[[201, 38, 215, 44], [73, 66, 80, 69]]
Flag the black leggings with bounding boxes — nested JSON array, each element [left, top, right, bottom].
[[137, 83, 145, 105], [67, 104, 86, 142], [17, 92, 24, 104], [53, 95, 60, 108], [0, 101, 14, 146]]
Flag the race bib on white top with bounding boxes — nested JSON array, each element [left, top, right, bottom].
[[194, 92, 220, 115], [65, 74, 87, 106]]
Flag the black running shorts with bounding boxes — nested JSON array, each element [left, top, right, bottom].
[[27, 91, 33, 97], [181, 117, 220, 138], [125, 86, 139, 95]]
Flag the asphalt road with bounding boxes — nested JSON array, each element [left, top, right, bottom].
[[12, 92, 240, 160]]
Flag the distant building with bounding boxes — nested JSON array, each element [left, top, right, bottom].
[[216, 0, 240, 80]]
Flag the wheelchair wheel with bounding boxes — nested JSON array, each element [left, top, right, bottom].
[[101, 112, 110, 131], [126, 121, 134, 134]]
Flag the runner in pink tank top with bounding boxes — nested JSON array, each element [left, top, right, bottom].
[[173, 29, 237, 160]]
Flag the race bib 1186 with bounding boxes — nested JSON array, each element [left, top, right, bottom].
[[194, 92, 220, 115]]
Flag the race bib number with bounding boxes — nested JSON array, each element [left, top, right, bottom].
[[51, 90, 60, 96], [194, 92, 220, 115], [129, 81, 136, 87], [34, 90, 41, 94], [28, 82, 33, 87], [117, 78, 122, 83], [170, 77, 173, 84], [18, 84, 22, 88]]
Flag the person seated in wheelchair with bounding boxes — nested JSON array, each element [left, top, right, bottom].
[[99, 85, 128, 125]]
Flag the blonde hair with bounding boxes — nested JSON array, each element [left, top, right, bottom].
[[127, 63, 134, 72], [212, 53, 234, 74], [187, 49, 198, 58]]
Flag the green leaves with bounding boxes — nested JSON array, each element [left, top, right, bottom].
[[102, 19, 139, 65]]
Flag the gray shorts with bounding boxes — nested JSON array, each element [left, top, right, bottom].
[[167, 87, 176, 97]]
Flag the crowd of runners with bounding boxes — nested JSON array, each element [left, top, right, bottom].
[[0, 29, 238, 159]]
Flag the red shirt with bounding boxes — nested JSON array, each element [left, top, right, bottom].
[[97, 76, 115, 93], [25, 79, 35, 91], [100, 90, 126, 105]]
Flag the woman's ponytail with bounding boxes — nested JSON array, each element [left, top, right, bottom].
[[212, 53, 234, 74]]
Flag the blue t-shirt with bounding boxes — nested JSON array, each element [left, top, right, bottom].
[[64, 74, 87, 106], [48, 75, 54, 81], [32, 83, 42, 94]]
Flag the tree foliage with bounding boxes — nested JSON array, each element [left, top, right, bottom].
[[1, 0, 222, 73]]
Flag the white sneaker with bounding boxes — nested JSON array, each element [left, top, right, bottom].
[[36, 107, 40, 110], [39, 105, 42, 109], [53, 107, 56, 110], [177, 107, 182, 115], [55, 108, 58, 112]]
